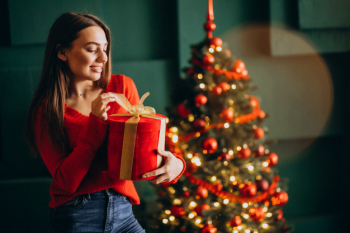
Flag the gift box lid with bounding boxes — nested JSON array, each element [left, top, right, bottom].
[[108, 113, 165, 133]]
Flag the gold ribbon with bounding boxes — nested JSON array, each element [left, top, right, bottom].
[[110, 92, 165, 180]]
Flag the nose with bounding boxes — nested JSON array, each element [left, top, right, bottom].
[[97, 49, 108, 64]]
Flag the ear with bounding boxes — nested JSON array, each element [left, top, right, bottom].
[[56, 44, 67, 61]]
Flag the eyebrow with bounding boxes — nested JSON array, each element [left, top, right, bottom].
[[85, 42, 108, 46]]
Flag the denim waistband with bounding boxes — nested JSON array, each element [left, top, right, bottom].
[[84, 189, 119, 200]]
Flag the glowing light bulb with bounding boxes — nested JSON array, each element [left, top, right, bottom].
[[248, 165, 254, 171], [165, 210, 171, 215], [237, 146, 242, 151], [223, 199, 229, 204], [214, 202, 220, 207], [262, 162, 268, 167], [199, 83, 205, 89], [169, 216, 175, 221], [163, 219, 168, 224], [189, 201, 197, 208], [262, 207, 268, 212], [266, 213, 272, 217], [231, 84, 237, 89], [234, 230, 239, 233], [188, 114, 195, 122], [169, 127, 178, 133], [229, 150, 234, 155], [172, 135, 178, 143], [224, 123, 230, 128], [216, 47, 222, 51], [245, 230, 250, 233], [238, 226, 242, 230], [243, 203, 248, 208], [187, 153, 193, 159], [166, 117, 169, 123], [189, 213, 195, 219], [195, 218, 201, 224], [211, 176, 217, 182], [262, 223, 268, 229], [209, 48, 214, 53], [198, 73, 203, 79], [230, 176, 236, 181], [173, 199, 181, 205], [243, 214, 249, 219]]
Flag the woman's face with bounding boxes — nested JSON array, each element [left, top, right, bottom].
[[61, 26, 108, 82]]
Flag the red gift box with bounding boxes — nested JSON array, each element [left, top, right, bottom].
[[107, 92, 166, 180]]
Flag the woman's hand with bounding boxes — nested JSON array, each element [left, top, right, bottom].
[[142, 149, 184, 184], [91, 92, 116, 121]]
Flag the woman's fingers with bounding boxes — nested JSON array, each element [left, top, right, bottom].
[[157, 149, 173, 158], [142, 166, 166, 178], [149, 175, 170, 184]]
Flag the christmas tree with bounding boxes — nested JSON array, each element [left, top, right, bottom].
[[147, 1, 291, 232]]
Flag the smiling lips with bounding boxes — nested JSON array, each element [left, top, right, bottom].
[[90, 66, 103, 72]]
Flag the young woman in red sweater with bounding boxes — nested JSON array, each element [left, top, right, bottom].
[[25, 12, 185, 233]]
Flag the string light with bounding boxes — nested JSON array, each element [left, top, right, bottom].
[[169, 216, 175, 221], [166, 117, 169, 123], [229, 150, 234, 155], [187, 153, 193, 159], [238, 226, 243, 230], [199, 83, 205, 89], [243, 203, 248, 208], [165, 210, 171, 215], [243, 214, 249, 219], [248, 165, 254, 171], [173, 199, 181, 205], [168, 187, 176, 194], [262, 162, 268, 167], [223, 199, 229, 204], [266, 213, 272, 217], [224, 123, 230, 128], [189, 201, 197, 208], [211, 176, 217, 182], [163, 219, 168, 224], [276, 188, 281, 192], [191, 157, 201, 166], [195, 218, 202, 224], [245, 230, 250, 233], [188, 114, 195, 122], [189, 212, 195, 219], [230, 176, 236, 181], [262, 207, 268, 212], [198, 73, 203, 79], [214, 202, 220, 207], [262, 223, 268, 229], [216, 47, 222, 51], [209, 48, 214, 53], [231, 84, 236, 89], [233, 230, 239, 233], [169, 127, 178, 133], [223, 161, 228, 166], [237, 146, 242, 151], [172, 135, 178, 143]]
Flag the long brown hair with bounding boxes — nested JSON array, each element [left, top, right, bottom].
[[25, 12, 112, 157]]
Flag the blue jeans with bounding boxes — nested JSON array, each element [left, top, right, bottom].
[[49, 189, 145, 233]]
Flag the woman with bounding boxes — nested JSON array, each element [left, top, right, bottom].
[[25, 12, 185, 233]]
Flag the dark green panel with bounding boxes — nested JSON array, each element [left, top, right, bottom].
[[269, 0, 299, 28], [102, 0, 178, 62], [298, 0, 350, 29], [288, 215, 347, 233], [270, 136, 346, 219], [0, 0, 11, 46], [112, 59, 177, 115], [0, 178, 52, 232], [0, 45, 46, 69], [8, 0, 103, 45], [178, 0, 269, 70]]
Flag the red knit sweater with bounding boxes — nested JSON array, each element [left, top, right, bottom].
[[34, 74, 185, 208]]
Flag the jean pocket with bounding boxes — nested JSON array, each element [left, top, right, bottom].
[[55, 195, 86, 211]]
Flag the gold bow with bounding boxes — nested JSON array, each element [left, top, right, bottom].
[[109, 92, 165, 180]]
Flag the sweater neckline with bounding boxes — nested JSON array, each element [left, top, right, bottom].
[[65, 78, 114, 120]]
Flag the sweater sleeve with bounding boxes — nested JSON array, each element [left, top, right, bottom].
[[34, 108, 109, 194], [170, 153, 186, 184]]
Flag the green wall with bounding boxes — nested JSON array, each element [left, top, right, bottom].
[[0, 0, 349, 232]]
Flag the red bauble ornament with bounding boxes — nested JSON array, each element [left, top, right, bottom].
[[212, 86, 222, 95], [253, 127, 265, 139], [240, 183, 257, 197], [213, 182, 223, 192], [202, 224, 217, 233], [241, 69, 249, 79], [220, 108, 234, 122], [195, 94, 208, 107], [203, 138, 218, 153], [182, 191, 190, 198], [255, 145, 265, 157], [271, 191, 288, 206], [256, 179, 269, 192], [195, 203, 210, 216], [203, 53, 215, 64], [277, 209, 283, 220], [187, 162, 198, 172], [177, 103, 191, 118], [196, 186, 209, 198], [249, 207, 264, 222], [219, 152, 231, 161], [232, 59, 245, 73], [193, 119, 206, 130], [229, 216, 242, 227], [210, 37, 223, 47], [225, 49, 231, 58], [171, 205, 186, 217], [218, 82, 230, 92], [259, 110, 266, 119], [238, 147, 251, 159], [267, 152, 278, 167], [204, 22, 216, 31]]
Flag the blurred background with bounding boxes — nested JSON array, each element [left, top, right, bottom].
[[0, 0, 349, 232]]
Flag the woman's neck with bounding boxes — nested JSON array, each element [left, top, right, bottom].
[[68, 79, 97, 99]]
